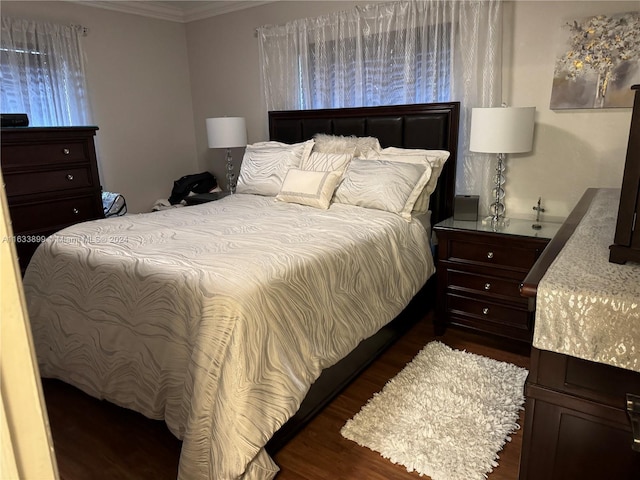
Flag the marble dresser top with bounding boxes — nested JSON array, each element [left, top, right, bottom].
[[534, 188, 640, 372]]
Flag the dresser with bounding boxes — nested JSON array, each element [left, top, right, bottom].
[[1, 127, 104, 272], [433, 217, 561, 344], [519, 188, 640, 480]]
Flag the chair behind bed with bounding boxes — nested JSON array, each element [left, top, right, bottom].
[[265, 102, 460, 453], [268, 102, 460, 224]]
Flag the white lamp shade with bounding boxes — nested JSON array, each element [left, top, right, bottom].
[[206, 117, 247, 149], [469, 107, 535, 154]]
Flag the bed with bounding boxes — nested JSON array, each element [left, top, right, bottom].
[[22, 101, 459, 480]]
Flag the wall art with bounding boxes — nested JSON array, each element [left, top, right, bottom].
[[550, 11, 639, 109]]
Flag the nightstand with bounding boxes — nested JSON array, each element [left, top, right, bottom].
[[184, 191, 230, 205], [433, 217, 562, 344]]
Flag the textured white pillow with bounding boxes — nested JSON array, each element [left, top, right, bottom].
[[236, 140, 314, 196], [276, 168, 342, 209], [333, 158, 432, 220], [301, 151, 353, 172], [364, 147, 450, 213], [312, 133, 381, 157]]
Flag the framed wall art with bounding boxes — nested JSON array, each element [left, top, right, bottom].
[[550, 11, 640, 110]]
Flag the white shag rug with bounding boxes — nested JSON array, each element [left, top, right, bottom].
[[340, 341, 528, 480]]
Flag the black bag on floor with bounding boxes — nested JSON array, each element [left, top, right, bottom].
[[168, 172, 217, 205]]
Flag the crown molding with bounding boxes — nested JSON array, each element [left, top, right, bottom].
[[183, 1, 273, 23], [71, 1, 273, 23], [72, 1, 185, 22]]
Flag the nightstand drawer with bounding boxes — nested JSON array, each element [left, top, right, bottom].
[[447, 269, 525, 302], [447, 239, 541, 271], [447, 293, 530, 329]]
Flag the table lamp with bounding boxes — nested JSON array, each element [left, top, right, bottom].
[[206, 117, 247, 194], [469, 106, 535, 225]]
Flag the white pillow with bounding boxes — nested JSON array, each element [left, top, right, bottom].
[[333, 158, 432, 220], [312, 133, 381, 157], [364, 147, 450, 213], [236, 140, 314, 196], [301, 151, 353, 172], [276, 168, 342, 209]]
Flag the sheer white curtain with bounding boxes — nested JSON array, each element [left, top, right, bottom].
[[1, 17, 91, 126], [258, 0, 503, 213]]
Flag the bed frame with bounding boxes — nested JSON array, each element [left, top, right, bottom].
[[265, 101, 460, 452]]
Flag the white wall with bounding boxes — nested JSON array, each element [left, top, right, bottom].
[[186, 1, 368, 184], [187, 0, 637, 220], [504, 1, 637, 220], [2, 1, 198, 213]]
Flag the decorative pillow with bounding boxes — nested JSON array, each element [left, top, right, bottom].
[[333, 158, 432, 220], [276, 168, 342, 209], [312, 133, 381, 158], [236, 140, 314, 196], [301, 151, 353, 172], [364, 147, 450, 213]]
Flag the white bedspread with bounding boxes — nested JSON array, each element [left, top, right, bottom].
[[23, 194, 434, 480]]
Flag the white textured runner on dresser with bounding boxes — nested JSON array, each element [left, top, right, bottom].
[[534, 188, 640, 373]]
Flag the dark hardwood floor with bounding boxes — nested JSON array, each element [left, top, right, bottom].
[[42, 314, 529, 480]]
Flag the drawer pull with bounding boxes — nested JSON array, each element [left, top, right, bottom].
[[62, 148, 70, 155], [72, 207, 79, 215], [486, 251, 494, 259], [482, 307, 489, 315], [66, 174, 74, 181], [626, 393, 640, 452], [484, 282, 491, 291]]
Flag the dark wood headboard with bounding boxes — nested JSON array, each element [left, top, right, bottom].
[[268, 102, 460, 224]]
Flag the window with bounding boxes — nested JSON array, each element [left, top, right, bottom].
[[258, 3, 461, 111], [258, 0, 504, 216], [1, 18, 91, 126], [304, 25, 451, 109]]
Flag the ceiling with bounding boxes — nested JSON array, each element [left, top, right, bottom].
[[75, 1, 274, 23]]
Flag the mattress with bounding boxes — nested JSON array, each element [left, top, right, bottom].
[[23, 193, 434, 479]]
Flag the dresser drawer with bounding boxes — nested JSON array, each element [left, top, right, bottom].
[[447, 293, 530, 329], [4, 166, 95, 197], [522, 349, 640, 480], [447, 239, 541, 271], [1, 141, 89, 168], [9, 194, 102, 233], [447, 268, 525, 302], [531, 348, 640, 410]]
